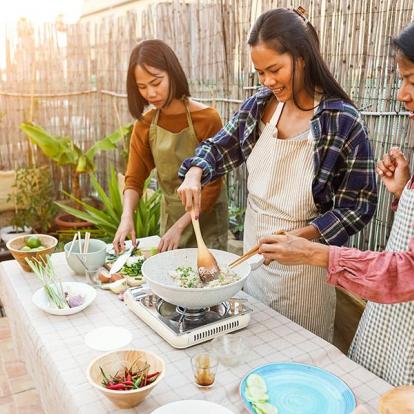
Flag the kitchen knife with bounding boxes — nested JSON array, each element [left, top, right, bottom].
[[109, 241, 139, 275]]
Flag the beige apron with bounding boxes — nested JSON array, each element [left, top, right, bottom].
[[149, 104, 228, 249], [243, 102, 336, 342]]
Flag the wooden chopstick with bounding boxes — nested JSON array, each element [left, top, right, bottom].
[[228, 230, 286, 269], [66, 232, 78, 258], [83, 232, 90, 254], [77, 231, 82, 254]]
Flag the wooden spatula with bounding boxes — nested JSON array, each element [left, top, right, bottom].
[[190, 206, 220, 283]]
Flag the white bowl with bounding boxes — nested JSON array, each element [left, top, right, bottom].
[[32, 281, 96, 315], [64, 239, 107, 275], [151, 400, 234, 414]]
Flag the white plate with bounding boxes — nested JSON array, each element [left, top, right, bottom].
[[32, 282, 96, 316], [151, 400, 235, 414], [84, 326, 132, 351]]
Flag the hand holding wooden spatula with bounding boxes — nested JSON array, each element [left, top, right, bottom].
[[190, 206, 220, 283]]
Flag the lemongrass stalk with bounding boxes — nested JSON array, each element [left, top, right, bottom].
[[26, 256, 69, 309]]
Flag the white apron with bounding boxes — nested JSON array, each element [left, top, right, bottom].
[[243, 102, 336, 342], [348, 182, 414, 386]]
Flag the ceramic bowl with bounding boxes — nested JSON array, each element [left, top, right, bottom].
[[87, 349, 165, 409], [64, 239, 107, 275], [6, 234, 58, 272], [32, 281, 96, 316]]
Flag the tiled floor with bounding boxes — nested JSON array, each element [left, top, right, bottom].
[[0, 318, 44, 414]]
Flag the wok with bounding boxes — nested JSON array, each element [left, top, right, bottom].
[[142, 248, 263, 309]]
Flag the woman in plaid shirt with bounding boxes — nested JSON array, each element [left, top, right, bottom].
[[178, 8, 377, 341], [257, 21, 414, 387]]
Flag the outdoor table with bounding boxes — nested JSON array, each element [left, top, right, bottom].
[[0, 252, 392, 414]]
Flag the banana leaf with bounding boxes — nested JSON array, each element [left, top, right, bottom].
[[20, 122, 80, 166], [85, 124, 132, 161]]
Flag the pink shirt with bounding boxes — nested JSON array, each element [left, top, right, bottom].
[[327, 176, 414, 304]]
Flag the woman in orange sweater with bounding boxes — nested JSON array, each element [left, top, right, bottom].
[[113, 40, 228, 253]]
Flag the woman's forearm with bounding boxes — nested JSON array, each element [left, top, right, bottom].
[[122, 189, 140, 217], [175, 212, 192, 231], [289, 224, 321, 240]]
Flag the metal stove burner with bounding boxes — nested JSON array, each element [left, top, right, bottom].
[[176, 306, 209, 320], [155, 299, 230, 333]]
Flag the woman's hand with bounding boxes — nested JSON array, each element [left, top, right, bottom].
[[177, 167, 203, 218], [376, 147, 411, 199], [258, 233, 329, 267], [157, 212, 191, 252], [158, 223, 183, 252], [113, 214, 136, 254]]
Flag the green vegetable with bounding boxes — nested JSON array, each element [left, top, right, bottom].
[[20, 246, 32, 251], [122, 256, 145, 277], [245, 374, 278, 414], [26, 236, 42, 249], [150, 247, 158, 256], [25, 256, 69, 309]]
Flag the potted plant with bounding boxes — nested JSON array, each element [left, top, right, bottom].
[[55, 167, 161, 241], [20, 122, 132, 229], [5, 165, 57, 236]]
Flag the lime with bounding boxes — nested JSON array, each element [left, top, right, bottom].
[[20, 246, 31, 251], [26, 236, 42, 249]]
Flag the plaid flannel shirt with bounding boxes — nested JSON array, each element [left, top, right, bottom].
[[179, 87, 377, 246]]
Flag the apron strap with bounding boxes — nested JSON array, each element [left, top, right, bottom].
[[269, 102, 284, 128], [150, 100, 196, 136], [183, 100, 196, 136], [151, 109, 160, 126]]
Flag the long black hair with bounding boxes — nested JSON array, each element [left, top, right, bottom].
[[126, 39, 190, 119], [393, 21, 414, 63], [248, 8, 352, 109]]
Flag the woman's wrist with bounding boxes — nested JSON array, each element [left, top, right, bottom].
[[393, 187, 404, 200], [121, 210, 134, 219], [187, 166, 203, 179], [307, 243, 330, 268]]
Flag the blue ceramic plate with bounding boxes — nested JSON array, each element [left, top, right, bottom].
[[240, 362, 356, 414]]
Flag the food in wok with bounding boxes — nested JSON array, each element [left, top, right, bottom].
[[168, 266, 240, 288]]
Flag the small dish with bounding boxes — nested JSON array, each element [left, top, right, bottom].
[[32, 281, 96, 316], [84, 326, 132, 351], [211, 333, 249, 367]]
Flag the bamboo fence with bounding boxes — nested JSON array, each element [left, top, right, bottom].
[[0, 0, 413, 250]]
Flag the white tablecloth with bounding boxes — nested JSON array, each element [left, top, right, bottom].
[[0, 252, 392, 414]]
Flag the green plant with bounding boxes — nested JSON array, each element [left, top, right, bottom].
[[20, 122, 132, 201], [7, 166, 57, 233], [55, 167, 161, 239], [228, 205, 245, 240]]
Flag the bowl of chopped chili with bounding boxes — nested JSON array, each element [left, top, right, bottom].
[[86, 349, 165, 408]]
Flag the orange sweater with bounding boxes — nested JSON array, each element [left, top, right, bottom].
[[124, 107, 224, 211]]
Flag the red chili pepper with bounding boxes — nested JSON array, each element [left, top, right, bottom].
[[122, 380, 134, 386], [106, 383, 126, 391], [146, 372, 160, 380]]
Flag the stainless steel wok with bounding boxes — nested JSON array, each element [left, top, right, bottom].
[[142, 248, 263, 309]]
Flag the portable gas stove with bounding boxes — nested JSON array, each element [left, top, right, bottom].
[[124, 286, 252, 348]]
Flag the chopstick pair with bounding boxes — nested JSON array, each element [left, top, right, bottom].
[[66, 231, 91, 258], [228, 230, 286, 269]]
